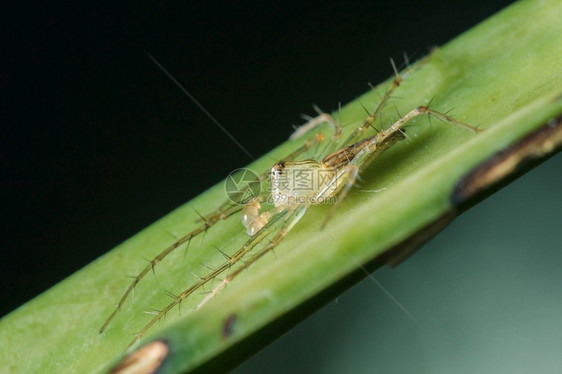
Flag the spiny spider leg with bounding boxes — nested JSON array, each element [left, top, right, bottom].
[[196, 205, 308, 309], [320, 164, 359, 229], [290, 108, 342, 141], [290, 54, 431, 150], [317, 105, 481, 229], [127, 207, 299, 348], [340, 58, 405, 144], [99, 204, 241, 334]]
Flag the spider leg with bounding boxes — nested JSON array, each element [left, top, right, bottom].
[[342, 54, 435, 146], [290, 105, 342, 141], [197, 205, 308, 309], [321, 164, 359, 229], [128, 206, 303, 348], [340, 63, 404, 146], [287, 54, 421, 155], [99, 203, 242, 334], [377, 106, 482, 140], [319, 104, 481, 230]]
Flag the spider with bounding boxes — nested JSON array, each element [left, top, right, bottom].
[[99, 58, 481, 348]]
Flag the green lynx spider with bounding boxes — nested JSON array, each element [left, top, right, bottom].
[[99, 59, 481, 348]]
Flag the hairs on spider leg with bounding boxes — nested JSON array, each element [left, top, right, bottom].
[[183, 239, 191, 260]]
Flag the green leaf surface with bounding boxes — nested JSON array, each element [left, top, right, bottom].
[[1, 1, 561, 373]]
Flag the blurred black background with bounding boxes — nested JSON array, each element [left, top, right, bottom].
[[6, 1, 562, 373]]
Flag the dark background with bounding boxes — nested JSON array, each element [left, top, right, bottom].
[[5, 1, 562, 373]]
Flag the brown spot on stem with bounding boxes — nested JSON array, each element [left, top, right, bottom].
[[452, 116, 562, 212], [222, 314, 237, 340], [110, 340, 169, 374]]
